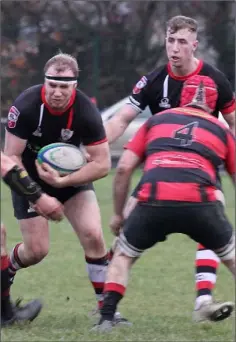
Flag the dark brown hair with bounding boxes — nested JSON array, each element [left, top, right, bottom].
[[166, 15, 198, 34]]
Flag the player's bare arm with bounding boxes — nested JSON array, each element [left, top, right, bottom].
[[61, 141, 111, 186], [113, 150, 141, 216], [36, 142, 111, 188], [1, 152, 18, 176], [105, 104, 140, 144], [110, 150, 141, 236], [224, 111, 235, 135], [225, 130, 235, 185], [4, 131, 27, 168], [1, 152, 64, 221]]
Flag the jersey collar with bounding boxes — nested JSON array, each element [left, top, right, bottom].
[[167, 59, 203, 81]]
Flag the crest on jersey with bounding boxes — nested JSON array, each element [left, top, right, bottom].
[[8, 106, 20, 128], [159, 97, 171, 109], [132, 76, 147, 94], [61, 128, 74, 141]]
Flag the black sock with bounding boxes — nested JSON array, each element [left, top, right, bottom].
[[1, 255, 14, 321], [100, 291, 123, 321], [1, 295, 14, 321]]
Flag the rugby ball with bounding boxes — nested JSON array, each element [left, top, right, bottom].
[[37, 143, 87, 175]]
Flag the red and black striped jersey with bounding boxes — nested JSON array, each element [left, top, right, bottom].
[[125, 107, 235, 203], [128, 61, 235, 118]]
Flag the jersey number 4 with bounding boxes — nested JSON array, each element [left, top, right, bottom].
[[173, 122, 198, 146]]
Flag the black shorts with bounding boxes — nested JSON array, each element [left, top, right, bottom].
[[120, 201, 233, 255], [11, 182, 94, 220]]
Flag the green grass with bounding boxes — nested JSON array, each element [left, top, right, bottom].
[[1, 171, 235, 341]]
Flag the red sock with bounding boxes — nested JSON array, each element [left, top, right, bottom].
[[104, 282, 126, 296]]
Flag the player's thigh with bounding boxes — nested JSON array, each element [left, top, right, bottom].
[[119, 204, 168, 257], [64, 190, 105, 245], [11, 191, 49, 251]]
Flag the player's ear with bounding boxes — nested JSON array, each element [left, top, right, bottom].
[[73, 82, 77, 89], [193, 40, 198, 51]]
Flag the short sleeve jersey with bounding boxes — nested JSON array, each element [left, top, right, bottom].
[[6, 84, 107, 178], [128, 60, 235, 118]]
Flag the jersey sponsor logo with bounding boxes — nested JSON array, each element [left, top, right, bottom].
[[132, 76, 147, 94], [8, 106, 20, 128], [60, 128, 74, 142], [159, 97, 171, 109]]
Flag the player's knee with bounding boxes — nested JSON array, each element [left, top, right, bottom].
[[25, 241, 49, 263], [82, 226, 105, 249], [117, 231, 143, 258], [214, 235, 235, 261]]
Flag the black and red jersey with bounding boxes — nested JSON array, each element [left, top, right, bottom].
[[6, 84, 107, 181], [125, 107, 235, 204], [128, 60, 235, 118]]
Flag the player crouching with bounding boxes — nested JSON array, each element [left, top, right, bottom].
[[92, 75, 235, 332]]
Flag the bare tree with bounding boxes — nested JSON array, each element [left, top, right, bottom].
[[1, 0, 234, 111]]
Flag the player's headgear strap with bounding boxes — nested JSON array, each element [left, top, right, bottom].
[[45, 75, 77, 84], [180, 75, 218, 113]]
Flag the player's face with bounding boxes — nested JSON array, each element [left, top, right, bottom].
[[44, 66, 77, 110], [166, 28, 198, 69]]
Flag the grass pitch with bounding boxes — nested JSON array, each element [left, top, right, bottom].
[[1, 171, 235, 341]]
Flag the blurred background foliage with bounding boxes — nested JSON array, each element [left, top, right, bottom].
[[1, 0, 235, 112]]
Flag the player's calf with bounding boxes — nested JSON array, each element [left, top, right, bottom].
[[194, 244, 220, 310], [8, 218, 49, 283], [93, 234, 140, 331], [194, 191, 225, 310], [193, 234, 235, 323], [85, 253, 109, 309]]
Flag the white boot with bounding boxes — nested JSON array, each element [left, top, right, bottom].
[[193, 300, 234, 322]]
